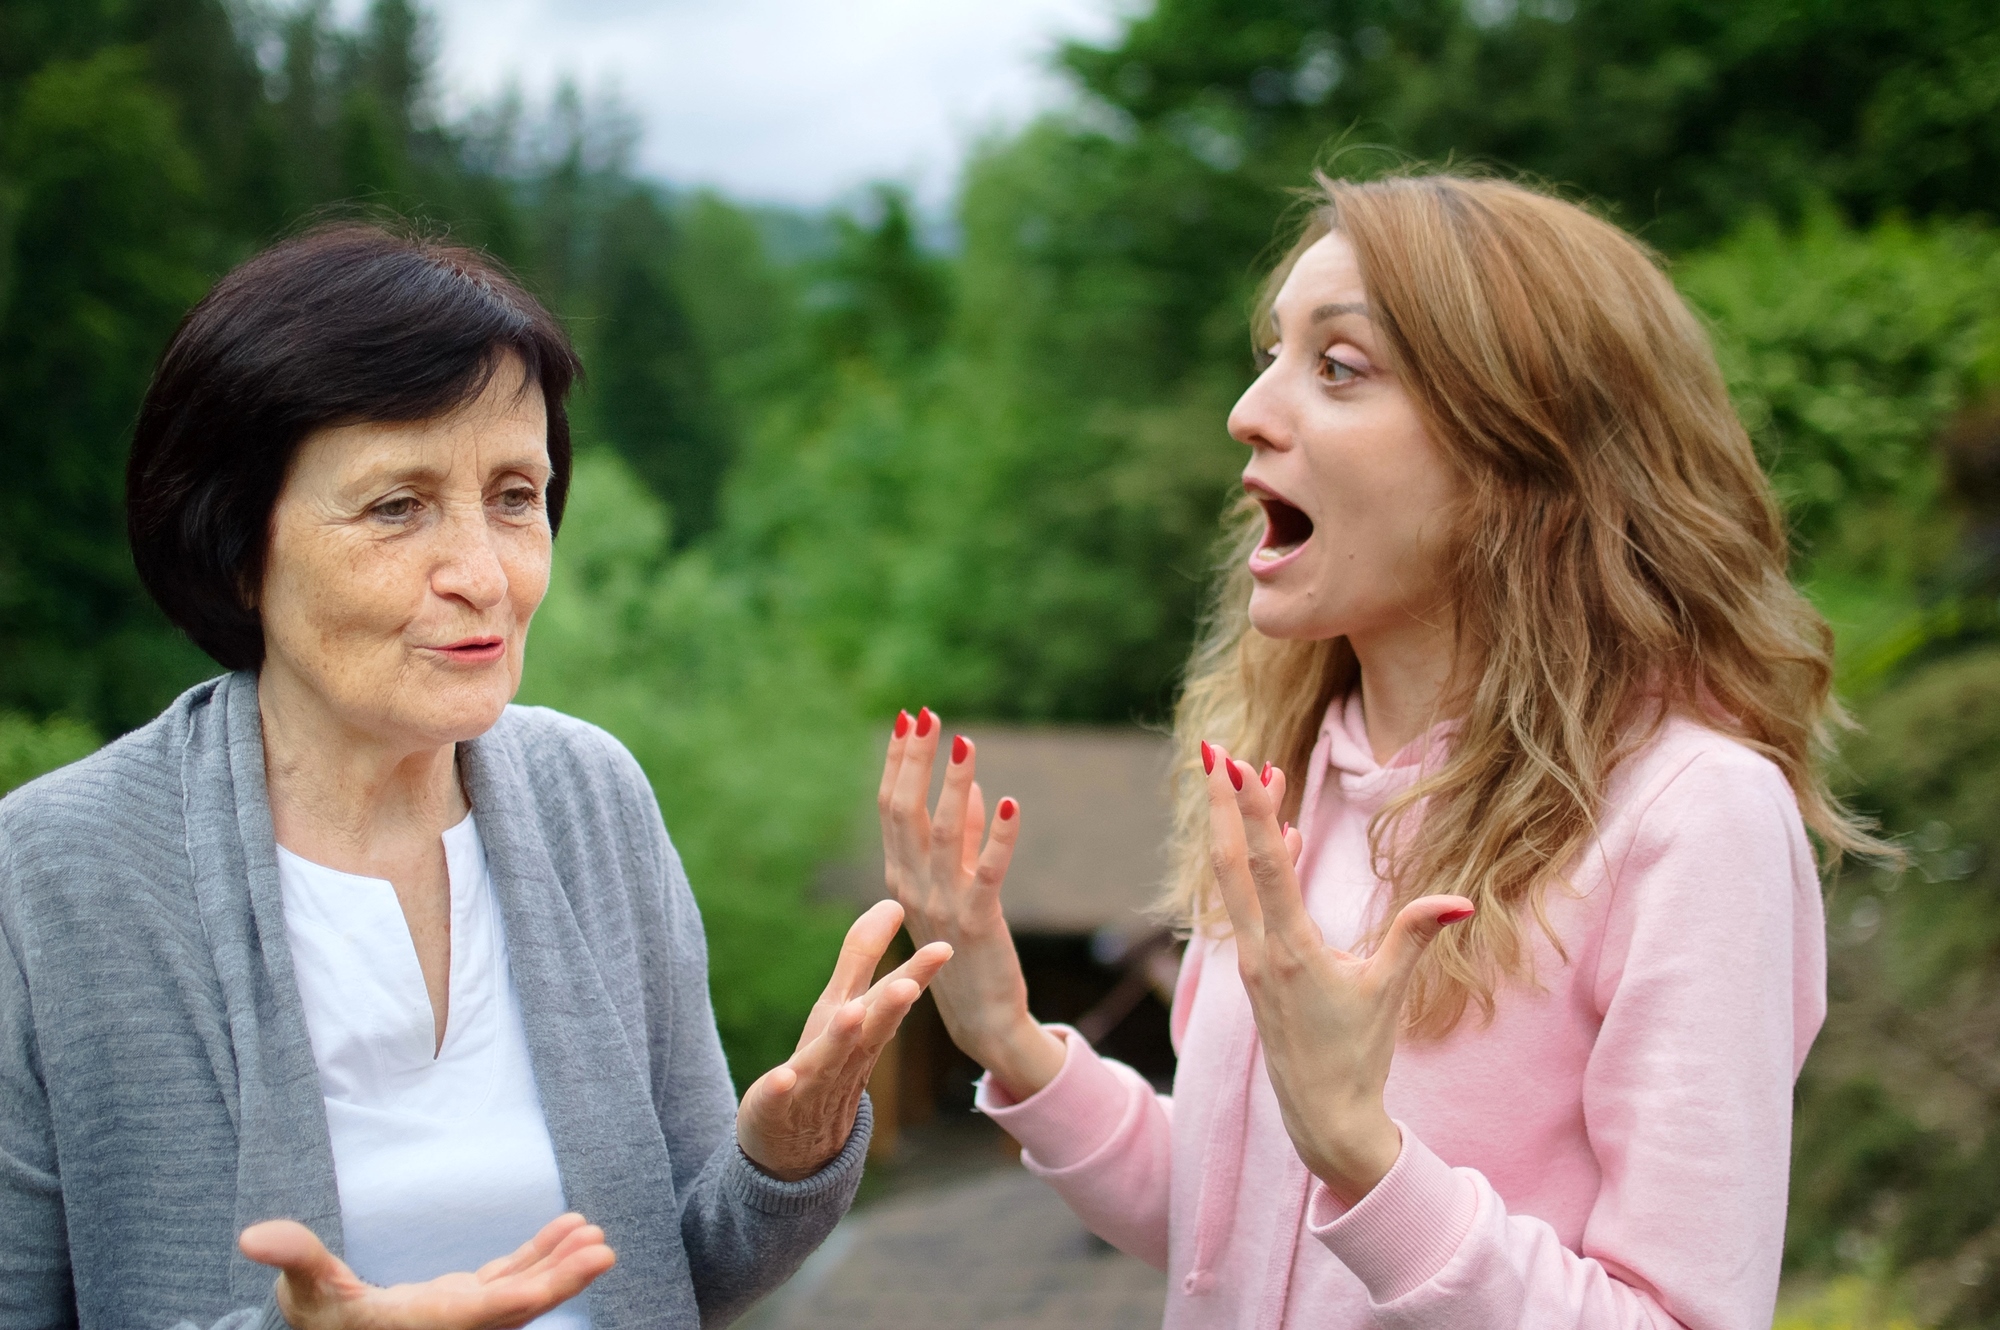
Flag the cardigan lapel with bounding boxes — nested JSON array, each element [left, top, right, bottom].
[[463, 720, 689, 1330], [179, 672, 344, 1301]]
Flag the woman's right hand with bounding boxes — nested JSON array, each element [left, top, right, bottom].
[[879, 707, 1066, 1100], [239, 1213, 613, 1329]]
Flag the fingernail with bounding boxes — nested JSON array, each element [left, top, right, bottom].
[[1260, 761, 1272, 786], [998, 797, 1018, 821], [1200, 740, 1214, 774], [1438, 907, 1476, 925], [1282, 821, 1292, 837], [1228, 760, 1244, 791], [894, 710, 911, 739], [916, 707, 935, 738], [952, 734, 969, 764]]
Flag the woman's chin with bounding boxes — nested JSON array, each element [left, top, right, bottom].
[[382, 671, 518, 747], [1247, 587, 1338, 642]]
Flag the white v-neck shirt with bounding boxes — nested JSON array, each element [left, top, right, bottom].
[[277, 814, 590, 1327]]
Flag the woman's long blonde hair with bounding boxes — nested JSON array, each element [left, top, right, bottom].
[[1165, 171, 1883, 1038]]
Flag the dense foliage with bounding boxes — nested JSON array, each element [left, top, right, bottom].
[[4, 1, 2000, 1309]]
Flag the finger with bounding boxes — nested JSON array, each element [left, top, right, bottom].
[[865, 940, 952, 1004], [872, 712, 912, 824], [880, 709, 928, 908], [1262, 761, 1289, 808], [1228, 757, 1314, 939], [533, 1221, 611, 1273], [968, 793, 1021, 915], [858, 976, 923, 1053], [482, 1240, 617, 1330], [888, 706, 943, 868], [238, 1219, 344, 1282], [789, 997, 869, 1083], [961, 781, 986, 877], [930, 732, 978, 888], [821, 899, 905, 1006], [474, 1212, 589, 1281], [1368, 895, 1477, 999], [1284, 822, 1303, 866], [1202, 743, 1265, 947]]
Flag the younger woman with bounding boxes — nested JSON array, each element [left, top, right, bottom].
[[878, 173, 1870, 1329]]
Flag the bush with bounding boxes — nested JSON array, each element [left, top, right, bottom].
[[0, 712, 100, 798], [1790, 648, 2000, 1324]]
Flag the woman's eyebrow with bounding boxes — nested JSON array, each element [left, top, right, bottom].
[[1311, 301, 1369, 323]]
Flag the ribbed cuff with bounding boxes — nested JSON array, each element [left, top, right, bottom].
[[975, 1025, 1138, 1172], [1306, 1122, 1477, 1304], [726, 1093, 873, 1216], [259, 1294, 295, 1330]]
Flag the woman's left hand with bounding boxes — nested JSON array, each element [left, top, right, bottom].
[[1201, 744, 1473, 1207], [736, 900, 951, 1181]]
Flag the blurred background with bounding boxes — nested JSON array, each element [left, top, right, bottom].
[[4, 0, 2000, 1324]]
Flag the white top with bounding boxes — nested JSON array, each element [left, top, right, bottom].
[[277, 814, 590, 1327]]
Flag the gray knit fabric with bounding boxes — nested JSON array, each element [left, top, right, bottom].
[[0, 672, 867, 1330]]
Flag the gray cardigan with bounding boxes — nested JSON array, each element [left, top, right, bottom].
[[0, 672, 866, 1330]]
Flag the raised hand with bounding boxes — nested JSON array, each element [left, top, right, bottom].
[[238, 1212, 613, 1330], [736, 899, 952, 1180], [878, 707, 1066, 1100], [1200, 741, 1474, 1206]]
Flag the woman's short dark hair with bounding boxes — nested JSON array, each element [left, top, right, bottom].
[[127, 223, 582, 671]]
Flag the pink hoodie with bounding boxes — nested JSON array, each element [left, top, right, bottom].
[[978, 694, 1825, 1329]]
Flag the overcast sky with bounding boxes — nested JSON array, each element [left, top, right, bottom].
[[413, 0, 1131, 207]]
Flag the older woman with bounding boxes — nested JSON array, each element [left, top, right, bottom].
[[0, 226, 945, 1330]]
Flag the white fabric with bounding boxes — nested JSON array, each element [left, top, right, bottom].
[[278, 814, 589, 1327]]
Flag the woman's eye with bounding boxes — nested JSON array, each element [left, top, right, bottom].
[[1320, 353, 1361, 385], [497, 486, 540, 513], [371, 497, 418, 520]]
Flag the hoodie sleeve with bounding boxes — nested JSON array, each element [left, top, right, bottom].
[[974, 1027, 1177, 1269], [1303, 746, 1825, 1330]]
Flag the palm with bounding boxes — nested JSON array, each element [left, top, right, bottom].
[[876, 709, 1063, 1099], [735, 899, 951, 1181], [1199, 744, 1474, 1205], [238, 1214, 614, 1330]]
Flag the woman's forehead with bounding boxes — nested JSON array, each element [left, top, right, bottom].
[[1274, 232, 1368, 322]]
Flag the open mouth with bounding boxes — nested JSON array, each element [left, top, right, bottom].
[[1253, 494, 1315, 565]]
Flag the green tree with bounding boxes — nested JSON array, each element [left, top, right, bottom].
[[585, 191, 735, 544]]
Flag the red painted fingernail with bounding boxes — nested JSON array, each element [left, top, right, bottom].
[[894, 710, 911, 738], [998, 797, 1018, 821], [1282, 821, 1292, 837], [1200, 741, 1214, 774], [952, 734, 969, 764], [1228, 760, 1244, 791], [1261, 761, 1273, 786], [1437, 907, 1476, 925], [915, 707, 934, 738]]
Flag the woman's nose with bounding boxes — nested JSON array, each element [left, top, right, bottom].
[[1227, 367, 1286, 452], [431, 510, 508, 609]]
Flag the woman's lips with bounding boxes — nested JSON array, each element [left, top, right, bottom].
[[428, 637, 506, 664]]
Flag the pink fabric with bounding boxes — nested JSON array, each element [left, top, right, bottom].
[[978, 695, 1825, 1330]]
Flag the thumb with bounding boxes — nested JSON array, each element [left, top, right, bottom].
[[239, 1219, 340, 1278], [240, 1219, 352, 1317], [1368, 895, 1476, 998]]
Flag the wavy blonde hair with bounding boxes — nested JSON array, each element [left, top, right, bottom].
[[1164, 171, 1883, 1038]]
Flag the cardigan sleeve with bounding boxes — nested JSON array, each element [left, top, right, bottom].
[[1302, 747, 1824, 1330], [1, 829, 290, 1330], [622, 768, 869, 1329], [0, 858, 74, 1328]]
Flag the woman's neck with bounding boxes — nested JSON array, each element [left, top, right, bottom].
[[1349, 616, 1459, 764], [257, 663, 468, 872]]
